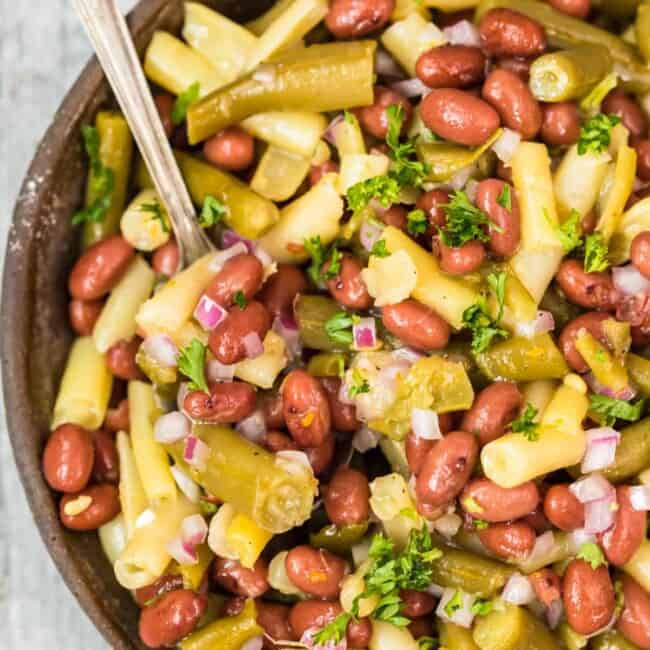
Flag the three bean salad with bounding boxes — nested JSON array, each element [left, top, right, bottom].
[[42, 0, 650, 648]]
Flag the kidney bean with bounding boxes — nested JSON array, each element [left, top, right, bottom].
[[559, 311, 611, 373], [406, 432, 434, 475], [203, 127, 254, 172], [104, 398, 130, 433], [482, 69, 542, 140], [151, 238, 180, 277], [259, 392, 285, 429], [68, 235, 135, 300], [211, 557, 269, 598], [184, 381, 256, 423], [379, 204, 408, 230], [325, 0, 394, 38], [523, 505, 552, 534], [282, 369, 331, 447], [617, 575, 650, 649], [547, 0, 590, 18], [540, 101, 581, 146], [223, 595, 246, 617], [106, 338, 144, 381], [496, 159, 513, 183], [632, 324, 650, 347], [416, 431, 479, 508], [285, 546, 348, 599], [529, 569, 562, 606], [478, 522, 536, 559], [354, 86, 412, 140], [409, 617, 435, 640], [60, 483, 120, 530], [496, 57, 532, 82], [460, 381, 522, 445], [256, 601, 293, 650], [138, 589, 207, 649], [461, 478, 540, 522], [304, 433, 336, 476], [556, 259, 618, 312], [438, 239, 486, 274], [264, 430, 298, 453], [421, 89, 500, 147], [259, 264, 308, 320], [416, 189, 449, 236], [631, 232, 650, 279], [543, 483, 586, 531], [320, 377, 360, 432], [581, 210, 597, 235], [310, 160, 339, 187], [43, 423, 95, 493], [135, 574, 184, 609], [154, 93, 175, 139], [381, 299, 450, 350], [325, 253, 372, 310], [69, 299, 103, 336], [475, 179, 521, 257], [603, 90, 648, 140], [416, 45, 486, 89], [347, 617, 372, 648], [563, 559, 615, 636], [92, 429, 119, 484], [289, 600, 369, 645], [324, 467, 370, 526], [479, 8, 547, 58], [636, 140, 650, 182], [208, 300, 271, 365], [205, 254, 264, 308], [599, 486, 647, 566], [400, 589, 436, 618]]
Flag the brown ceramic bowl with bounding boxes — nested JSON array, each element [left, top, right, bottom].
[[1, 0, 270, 647]]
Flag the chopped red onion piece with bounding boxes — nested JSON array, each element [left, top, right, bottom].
[[443, 19, 481, 47], [412, 408, 442, 440], [628, 485, 650, 511], [352, 426, 379, 453], [209, 242, 248, 272], [253, 244, 274, 268], [171, 465, 201, 503], [181, 514, 208, 547], [449, 164, 475, 191], [612, 265, 650, 296], [166, 537, 198, 565], [184, 435, 210, 470], [502, 573, 535, 605], [546, 599, 564, 630], [194, 294, 228, 331], [236, 409, 267, 444], [570, 473, 615, 503], [527, 530, 555, 565], [360, 219, 385, 252], [374, 49, 405, 78], [426, 583, 445, 598], [323, 113, 345, 146], [436, 588, 475, 628], [583, 373, 637, 401], [242, 331, 264, 359], [390, 77, 431, 98], [177, 382, 190, 413], [301, 627, 347, 650], [581, 427, 621, 473], [515, 310, 555, 338], [240, 636, 264, 650], [206, 358, 236, 382], [222, 230, 253, 252], [368, 197, 390, 218], [391, 347, 424, 364], [154, 411, 192, 444], [142, 334, 179, 368], [272, 316, 301, 360], [491, 128, 521, 165], [585, 495, 617, 534], [353, 317, 377, 350]]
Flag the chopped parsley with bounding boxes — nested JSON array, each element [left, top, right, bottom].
[[407, 208, 428, 236], [139, 200, 170, 234], [344, 110, 357, 125], [178, 339, 209, 393], [324, 311, 355, 346], [444, 590, 464, 618], [348, 367, 370, 397], [312, 611, 351, 646], [474, 519, 489, 530], [440, 190, 498, 248], [347, 175, 402, 213], [199, 500, 219, 516], [420, 127, 441, 143], [371, 238, 391, 258], [577, 113, 621, 156], [463, 496, 483, 515], [511, 403, 540, 441], [233, 291, 247, 309], [577, 542, 607, 570], [496, 184, 512, 212], [589, 394, 645, 427], [472, 598, 493, 617], [304, 236, 342, 285], [172, 82, 200, 125], [417, 637, 439, 650], [556, 209, 583, 253], [584, 232, 610, 273], [199, 195, 227, 228], [462, 272, 509, 353]]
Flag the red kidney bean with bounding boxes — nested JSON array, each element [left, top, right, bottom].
[[259, 264, 308, 320], [69, 299, 103, 336], [259, 392, 285, 429], [632, 324, 650, 347], [203, 127, 254, 172], [347, 617, 372, 648], [325, 0, 394, 38], [282, 369, 331, 447], [264, 430, 298, 453], [581, 210, 597, 235], [603, 90, 648, 140], [320, 377, 360, 432], [475, 179, 521, 257], [354, 86, 412, 140], [543, 483, 586, 531], [400, 589, 436, 618], [304, 434, 336, 476], [205, 254, 264, 308], [556, 259, 618, 311], [599, 486, 647, 566], [631, 232, 650, 279], [460, 381, 522, 445], [416, 431, 479, 508], [406, 433, 433, 475], [558, 311, 611, 373], [529, 569, 562, 606], [43, 424, 95, 494], [325, 253, 372, 310], [478, 522, 536, 559], [256, 600, 293, 650], [379, 204, 408, 230], [151, 239, 180, 276], [415, 45, 486, 89], [106, 338, 144, 381], [285, 547, 348, 599], [208, 300, 271, 365], [289, 600, 370, 646], [211, 557, 269, 598], [496, 159, 513, 183], [496, 57, 532, 82], [408, 617, 435, 640], [138, 589, 207, 649], [421, 89, 500, 147], [223, 595, 245, 617], [416, 189, 449, 237], [184, 381, 256, 423], [154, 93, 175, 139], [479, 8, 547, 58], [134, 574, 184, 608], [60, 483, 120, 530], [617, 575, 650, 649], [324, 467, 370, 526], [563, 559, 615, 636], [523, 505, 552, 534], [68, 235, 135, 300], [310, 160, 339, 186], [92, 429, 119, 484], [438, 239, 486, 274], [382, 299, 450, 350], [547, 0, 591, 18], [482, 69, 542, 140], [636, 140, 650, 182], [461, 478, 540, 522], [104, 398, 130, 433], [540, 101, 581, 146]]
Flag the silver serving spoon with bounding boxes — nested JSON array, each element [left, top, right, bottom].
[[73, 0, 214, 266]]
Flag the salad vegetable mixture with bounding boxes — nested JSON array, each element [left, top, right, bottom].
[[41, 0, 650, 648]]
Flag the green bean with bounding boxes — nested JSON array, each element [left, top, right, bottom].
[[83, 111, 133, 247], [598, 417, 650, 483], [438, 620, 481, 650], [557, 623, 587, 650], [472, 604, 561, 650], [517, 532, 571, 574], [187, 41, 376, 144], [307, 353, 347, 377], [636, 3, 650, 64], [309, 522, 368, 554], [590, 629, 643, 650], [294, 294, 350, 352], [540, 286, 582, 332], [593, 0, 642, 18], [378, 438, 410, 478], [626, 352, 650, 396], [529, 45, 613, 102]]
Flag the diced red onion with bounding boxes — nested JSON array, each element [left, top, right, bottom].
[[209, 242, 248, 272], [443, 19, 481, 47], [392, 347, 424, 364], [374, 49, 405, 79], [628, 485, 650, 511], [184, 435, 210, 470], [222, 230, 253, 252], [433, 513, 462, 538], [170, 465, 201, 503], [546, 599, 564, 630], [323, 114, 345, 146], [236, 409, 267, 444], [272, 316, 301, 360], [612, 265, 650, 296], [527, 530, 555, 565], [352, 426, 379, 453], [583, 372, 637, 401], [240, 636, 264, 650], [464, 178, 479, 203], [436, 588, 475, 628], [353, 317, 377, 350], [515, 310, 555, 338], [166, 536, 198, 565], [426, 583, 445, 598], [568, 528, 597, 554], [368, 198, 390, 218], [411, 408, 442, 440], [570, 473, 615, 503], [491, 128, 522, 165], [181, 514, 208, 547], [154, 411, 192, 444], [501, 573, 535, 605], [177, 382, 190, 413], [301, 628, 347, 650], [193, 294, 228, 330], [242, 331, 264, 359], [449, 164, 475, 191], [390, 77, 431, 98], [206, 358, 236, 382], [581, 427, 621, 473], [142, 334, 179, 368], [360, 219, 385, 252], [585, 495, 617, 534]]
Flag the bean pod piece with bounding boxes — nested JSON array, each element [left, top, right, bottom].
[[558, 311, 611, 373]]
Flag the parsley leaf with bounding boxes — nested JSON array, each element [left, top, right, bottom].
[[233, 291, 247, 309], [462, 272, 509, 353], [407, 208, 428, 236], [556, 209, 583, 253], [474, 519, 489, 530], [440, 190, 497, 248], [347, 175, 401, 213], [589, 394, 645, 427], [324, 246, 343, 281], [511, 403, 540, 441], [178, 339, 209, 393], [348, 368, 371, 398], [139, 200, 170, 234], [488, 271, 507, 322], [444, 590, 464, 618], [418, 636, 438, 650], [199, 195, 227, 228], [584, 232, 610, 273], [371, 239, 391, 257], [577, 542, 607, 570], [577, 113, 621, 156], [304, 236, 342, 285], [325, 311, 355, 346], [344, 110, 357, 125], [172, 82, 200, 125], [496, 184, 512, 212], [312, 612, 351, 645], [199, 500, 219, 516], [472, 598, 493, 617]]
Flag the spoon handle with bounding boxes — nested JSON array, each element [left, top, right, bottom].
[[73, 0, 213, 265]]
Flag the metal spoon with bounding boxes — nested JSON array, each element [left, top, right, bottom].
[[73, 0, 213, 266]]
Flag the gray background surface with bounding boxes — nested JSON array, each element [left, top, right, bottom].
[[1, 1, 136, 648]]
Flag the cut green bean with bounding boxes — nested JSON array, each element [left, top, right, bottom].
[[295, 295, 351, 352]]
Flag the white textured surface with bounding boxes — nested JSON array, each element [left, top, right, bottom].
[[0, 1, 136, 648]]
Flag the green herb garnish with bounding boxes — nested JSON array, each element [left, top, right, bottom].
[[577, 542, 607, 570], [304, 236, 342, 285], [577, 113, 621, 155], [172, 82, 200, 125], [444, 590, 464, 618], [347, 175, 402, 213], [556, 208, 583, 253], [440, 190, 498, 248], [312, 612, 351, 646], [233, 291, 247, 309], [511, 403, 540, 441], [472, 599, 493, 617], [407, 208, 428, 236], [589, 394, 645, 427], [584, 232, 610, 273], [474, 519, 489, 530], [371, 238, 391, 258], [199, 195, 227, 228], [178, 339, 209, 393], [139, 200, 170, 234], [325, 311, 355, 346], [496, 184, 512, 212], [348, 368, 371, 397], [462, 272, 509, 353]]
